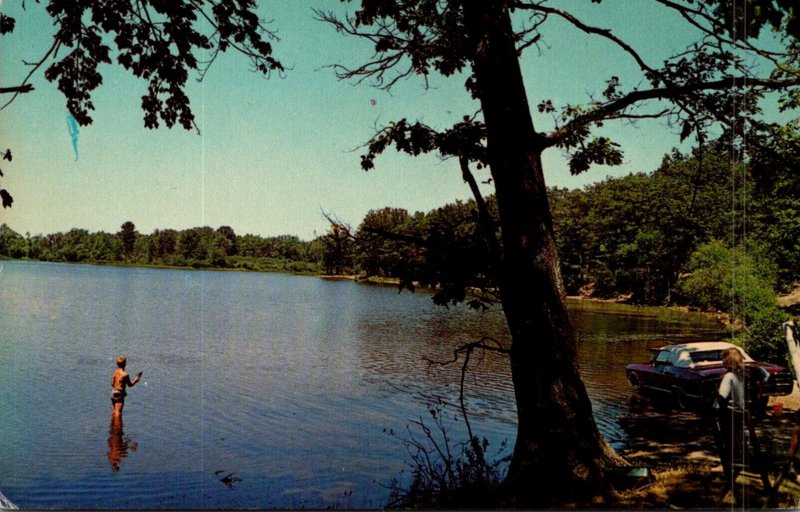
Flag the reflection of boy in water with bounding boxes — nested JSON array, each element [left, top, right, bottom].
[[110, 356, 142, 417], [107, 414, 138, 472]]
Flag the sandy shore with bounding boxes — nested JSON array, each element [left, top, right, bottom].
[[768, 380, 800, 411]]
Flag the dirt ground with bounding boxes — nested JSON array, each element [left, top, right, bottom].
[[615, 384, 800, 508]]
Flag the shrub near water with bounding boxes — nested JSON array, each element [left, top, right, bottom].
[[745, 305, 790, 364], [385, 404, 510, 509], [677, 239, 787, 362]]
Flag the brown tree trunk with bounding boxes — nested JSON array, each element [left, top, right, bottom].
[[461, 1, 625, 505]]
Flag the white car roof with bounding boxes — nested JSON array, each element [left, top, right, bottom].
[[657, 341, 754, 368]]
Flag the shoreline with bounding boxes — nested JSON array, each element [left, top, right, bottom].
[[7, 257, 798, 315], [615, 383, 800, 507]]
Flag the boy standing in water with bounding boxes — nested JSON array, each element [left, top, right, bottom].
[[110, 356, 142, 417]]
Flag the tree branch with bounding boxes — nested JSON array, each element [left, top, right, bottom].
[[0, 37, 60, 111], [0, 85, 34, 94], [362, 226, 427, 247], [459, 155, 501, 267], [545, 76, 800, 148], [653, 0, 795, 64], [424, 336, 510, 445], [514, 2, 654, 74], [315, 9, 411, 89]]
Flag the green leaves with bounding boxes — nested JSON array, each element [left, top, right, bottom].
[[0, 14, 15, 35], [360, 117, 487, 171], [0, 149, 12, 209], [568, 137, 623, 175], [339, 198, 498, 309], [0, 190, 12, 209], [118, 221, 138, 257], [550, 147, 754, 303], [702, 0, 800, 40], [677, 238, 786, 362], [39, 0, 283, 130]]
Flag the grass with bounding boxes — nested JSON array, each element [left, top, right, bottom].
[[607, 465, 800, 509]]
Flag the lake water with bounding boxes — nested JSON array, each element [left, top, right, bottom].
[[0, 260, 723, 509]]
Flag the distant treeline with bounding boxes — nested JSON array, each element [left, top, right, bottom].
[[550, 148, 799, 304], [1, 147, 797, 306], [0, 223, 326, 274], [331, 147, 799, 308], [1, 146, 796, 361]]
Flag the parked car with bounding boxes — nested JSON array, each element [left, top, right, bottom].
[[625, 341, 794, 410]]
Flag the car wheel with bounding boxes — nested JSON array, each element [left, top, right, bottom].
[[628, 373, 640, 390]]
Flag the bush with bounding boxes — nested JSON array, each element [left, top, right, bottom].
[[678, 239, 788, 363], [385, 403, 510, 509], [742, 305, 789, 364], [188, 258, 211, 269], [678, 240, 777, 313], [167, 255, 187, 267]]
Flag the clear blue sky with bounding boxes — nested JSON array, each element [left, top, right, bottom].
[[0, 1, 751, 240]]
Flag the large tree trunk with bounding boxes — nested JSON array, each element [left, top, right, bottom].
[[461, 1, 625, 505]]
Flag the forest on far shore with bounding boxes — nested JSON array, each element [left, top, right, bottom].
[[1, 145, 798, 360]]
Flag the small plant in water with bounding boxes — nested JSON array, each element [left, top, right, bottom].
[[383, 401, 510, 509]]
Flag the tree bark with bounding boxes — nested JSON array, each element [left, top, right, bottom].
[[461, 1, 625, 505]]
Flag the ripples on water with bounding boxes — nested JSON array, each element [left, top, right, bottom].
[[0, 261, 723, 508]]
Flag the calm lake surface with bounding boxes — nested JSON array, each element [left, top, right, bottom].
[[0, 260, 724, 509]]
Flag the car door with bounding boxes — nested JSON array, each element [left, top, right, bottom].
[[660, 349, 685, 390], [648, 349, 675, 392]]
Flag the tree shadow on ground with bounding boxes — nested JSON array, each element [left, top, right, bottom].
[[614, 391, 800, 508]]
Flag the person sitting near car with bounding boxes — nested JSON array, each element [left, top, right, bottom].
[[783, 317, 800, 480], [712, 348, 746, 482], [718, 348, 746, 411]]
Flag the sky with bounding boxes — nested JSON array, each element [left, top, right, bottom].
[[0, 1, 771, 240]]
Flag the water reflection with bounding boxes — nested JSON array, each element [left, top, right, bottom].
[[107, 415, 137, 473], [0, 262, 728, 509]]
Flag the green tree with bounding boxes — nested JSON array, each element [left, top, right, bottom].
[[549, 187, 591, 295], [678, 239, 778, 313], [305, 236, 327, 264], [207, 232, 230, 267], [641, 149, 741, 301], [61, 228, 92, 262], [153, 229, 178, 260], [321, 223, 354, 275], [354, 207, 415, 277], [0, 223, 25, 258], [550, 148, 747, 305], [133, 233, 153, 263], [748, 123, 800, 288], [118, 221, 137, 258], [678, 239, 785, 361], [216, 226, 238, 256], [266, 235, 304, 260], [177, 226, 214, 263], [238, 233, 269, 258], [86, 231, 122, 261], [581, 173, 653, 300]]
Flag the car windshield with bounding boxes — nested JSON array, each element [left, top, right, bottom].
[[690, 350, 723, 363]]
